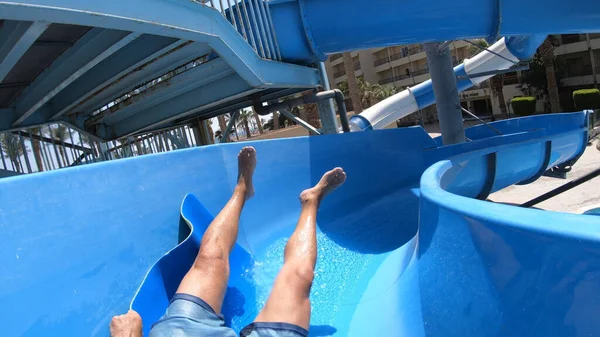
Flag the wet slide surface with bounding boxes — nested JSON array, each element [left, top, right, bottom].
[[0, 113, 594, 336]]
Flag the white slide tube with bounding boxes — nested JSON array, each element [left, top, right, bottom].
[[349, 36, 546, 131]]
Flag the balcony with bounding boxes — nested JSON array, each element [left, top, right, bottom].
[[408, 46, 424, 55], [333, 70, 345, 78], [503, 72, 519, 85], [412, 68, 429, 76], [565, 64, 594, 78], [330, 54, 342, 62], [561, 66, 600, 87], [374, 57, 390, 67], [374, 52, 412, 68], [378, 73, 410, 85], [560, 34, 583, 45], [390, 53, 405, 61]]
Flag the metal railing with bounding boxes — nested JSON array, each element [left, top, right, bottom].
[[408, 45, 424, 55], [194, 0, 281, 61], [503, 72, 519, 85], [560, 34, 582, 45], [412, 68, 429, 76], [0, 123, 201, 177], [564, 65, 596, 78], [378, 73, 410, 85], [374, 57, 390, 67], [374, 52, 414, 67], [390, 53, 405, 62], [105, 125, 200, 160], [0, 124, 103, 175]]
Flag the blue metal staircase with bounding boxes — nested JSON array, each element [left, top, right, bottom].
[[0, 0, 321, 140]]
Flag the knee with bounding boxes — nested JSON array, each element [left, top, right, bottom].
[[193, 244, 228, 270], [292, 264, 315, 287]]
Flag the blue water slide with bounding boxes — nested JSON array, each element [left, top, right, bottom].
[[0, 111, 594, 336], [269, 0, 600, 63]]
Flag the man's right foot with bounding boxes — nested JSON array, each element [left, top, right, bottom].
[[300, 167, 346, 205], [237, 146, 257, 200]]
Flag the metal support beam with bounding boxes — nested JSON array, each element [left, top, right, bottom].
[[317, 62, 337, 134], [460, 107, 502, 135], [50, 37, 187, 120], [221, 110, 239, 144], [89, 58, 233, 127], [108, 74, 256, 139], [254, 89, 350, 133], [68, 43, 212, 120], [13, 28, 141, 126], [521, 167, 600, 208], [0, 21, 49, 83], [279, 109, 321, 135], [424, 42, 465, 145]]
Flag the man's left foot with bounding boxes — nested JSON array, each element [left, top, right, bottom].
[[110, 310, 142, 337]]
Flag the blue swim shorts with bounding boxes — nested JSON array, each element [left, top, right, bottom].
[[149, 293, 308, 337]]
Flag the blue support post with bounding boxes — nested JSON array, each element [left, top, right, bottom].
[[424, 42, 465, 145], [317, 62, 337, 134]]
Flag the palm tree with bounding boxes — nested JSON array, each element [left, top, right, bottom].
[[0, 133, 27, 172], [360, 81, 379, 108], [273, 111, 280, 130], [50, 125, 69, 165], [236, 110, 253, 139], [252, 107, 264, 135], [491, 75, 509, 119], [217, 115, 227, 134], [205, 121, 214, 144], [539, 37, 561, 113], [28, 127, 44, 172], [298, 91, 320, 129], [342, 52, 363, 113], [375, 85, 399, 102]]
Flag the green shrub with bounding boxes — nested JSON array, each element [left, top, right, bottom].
[[573, 89, 600, 110], [511, 96, 537, 116]]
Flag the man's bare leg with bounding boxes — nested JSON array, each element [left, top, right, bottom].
[[110, 147, 256, 337], [255, 168, 346, 330], [110, 310, 142, 337], [176, 146, 256, 313]]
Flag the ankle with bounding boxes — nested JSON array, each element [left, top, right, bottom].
[[234, 183, 247, 194], [300, 189, 321, 206]]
